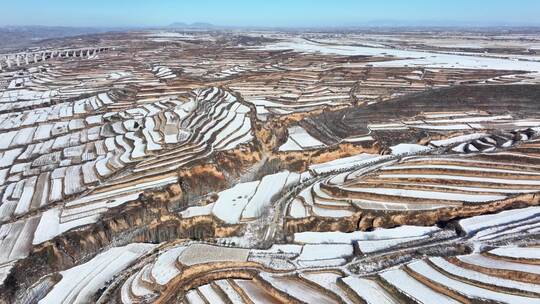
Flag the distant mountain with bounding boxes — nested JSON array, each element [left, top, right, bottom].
[[168, 22, 188, 28], [190, 22, 214, 28], [168, 22, 215, 29]]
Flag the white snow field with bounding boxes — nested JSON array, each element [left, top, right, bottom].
[[261, 38, 540, 72]]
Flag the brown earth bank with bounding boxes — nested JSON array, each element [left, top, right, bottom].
[[285, 193, 539, 235]]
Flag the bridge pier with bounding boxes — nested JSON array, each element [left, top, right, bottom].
[[0, 47, 108, 70]]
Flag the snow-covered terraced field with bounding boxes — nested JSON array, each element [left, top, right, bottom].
[[0, 85, 255, 246], [101, 238, 540, 304], [39, 243, 156, 304], [228, 60, 525, 120], [109, 241, 356, 303], [2, 28, 540, 304], [0, 82, 257, 288], [378, 251, 540, 304], [285, 141, 540, 220], [368, 112, 540, 139], [458, 206, 540, 241], [294, 225, 444, 254]]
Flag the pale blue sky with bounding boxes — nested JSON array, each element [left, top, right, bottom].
[[3, 0, 540, 27]]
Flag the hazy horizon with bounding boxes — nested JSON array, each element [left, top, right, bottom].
[[3, 0, 540, 28]]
